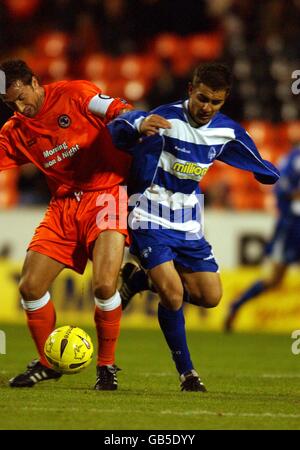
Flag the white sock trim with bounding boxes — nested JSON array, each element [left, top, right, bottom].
[[21, 292, 51, 312], [95, 291, 121, 311]]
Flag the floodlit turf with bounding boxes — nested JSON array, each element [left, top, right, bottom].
[[0, 324, 300, 430]]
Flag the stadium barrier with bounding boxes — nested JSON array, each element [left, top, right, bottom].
[[0, 259, 299, 333], [0, 208, 274, 266], [1, 209, 298, 333]]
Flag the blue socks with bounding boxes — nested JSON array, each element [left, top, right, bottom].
[[158, 302, 193, 375], [231, 280, 266, 313]]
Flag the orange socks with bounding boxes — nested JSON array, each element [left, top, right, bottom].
[[22, 290, 122, 368], [22, 293, 56, 367], [94, 291, 122, 366]]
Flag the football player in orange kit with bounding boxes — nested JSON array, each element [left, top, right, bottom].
[[0, 59, 134, 390]]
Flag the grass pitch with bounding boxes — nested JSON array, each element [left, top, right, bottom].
[[0, 324, 299, 430]]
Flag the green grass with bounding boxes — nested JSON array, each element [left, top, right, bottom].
[[0, 324, 300, 430]]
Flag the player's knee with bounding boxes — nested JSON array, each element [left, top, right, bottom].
[[19, 276, 47, 301], [200, 290, 222, 309], [158, 287, 183, 311], [94, 282, 117, 300]]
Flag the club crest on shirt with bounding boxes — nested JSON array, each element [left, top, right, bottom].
[[58, 114, 71, 128], [208, 146, 217, 160]]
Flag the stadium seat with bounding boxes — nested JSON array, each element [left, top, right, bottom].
[[24, 54, 54, 80], [279, 121, 300, 146], [153, 33, 184, 61], [123, 79, 150, 102], [186, 33, 224, 61], [171, 52, 194, 77], [81, 53, 116, 81], [34, 32, 70, 58], [256, 143, 281, 165], [24, 54, 69, 84], [47, 57, 69, 81], [4, 0, 40, 19], [118, 54, 161, 81], [230, 188, 266, 210], [243, 121, 275, 146], [233, 58, 252, 80]]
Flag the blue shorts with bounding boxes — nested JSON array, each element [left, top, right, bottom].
[[130, 228, 219, 272], [266, 216, 300, 264]]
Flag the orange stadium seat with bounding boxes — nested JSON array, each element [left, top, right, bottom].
[[215, 165, 267, 210], [118, 54, 162, 81], [4, 0, 40, 19], [186, 33, 224, 61], [24, 54, 69, 84], [278, 121, 300, 147], [34, 32, 70, 58], [153, 33, 184, 61], [171, 52, 194, 77], [243, 120, 275, 147], [24, 54, 52, 80], [85, 77, 111, 94], [47, 57, 69, 81], [257, 143, 281, 165], [230, 188, 265, 210], [81, 53, 116, 81], [123, 79, 150, 102]]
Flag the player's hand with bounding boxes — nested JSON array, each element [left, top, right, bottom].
[[140, 114, 171, 136]]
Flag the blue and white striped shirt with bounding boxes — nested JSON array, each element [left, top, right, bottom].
[[108, 100, 280, 235]]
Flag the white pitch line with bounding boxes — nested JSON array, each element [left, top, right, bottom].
[[160, 410, 300, 419], [143, 373, 300, 379], [262, 374, 300, 379], [6, 406, 300, 419]]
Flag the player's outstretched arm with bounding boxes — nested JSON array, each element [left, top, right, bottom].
[[217, 127, 280, 185]]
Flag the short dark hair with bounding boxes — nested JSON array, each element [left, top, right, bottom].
[[0, 59, 34, 90], [191, 63, 232, 92]]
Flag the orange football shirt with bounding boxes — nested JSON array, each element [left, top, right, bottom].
[[0, 80, 132, 197]]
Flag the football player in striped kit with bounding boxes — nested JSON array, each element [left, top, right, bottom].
[[108, 63, 280, 392], [224, 144, 300, 332]]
